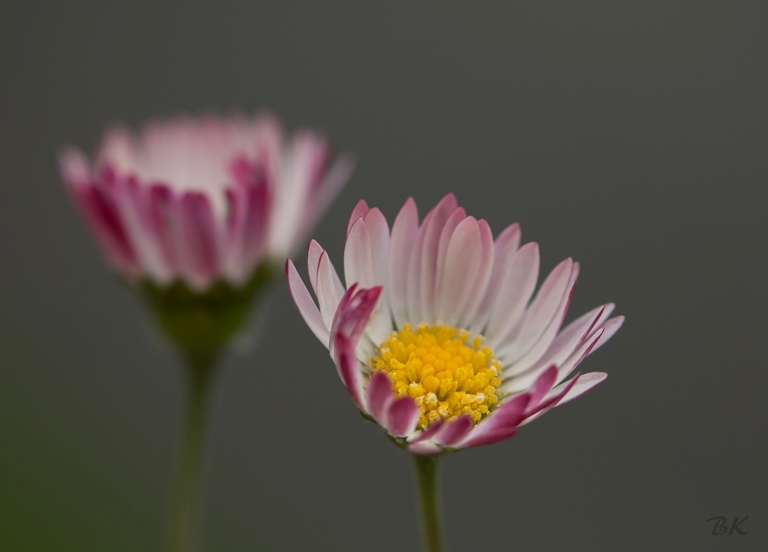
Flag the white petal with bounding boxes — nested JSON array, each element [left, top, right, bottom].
[[517, 304, 615, 378], [555, 372, 607, 406], [388, 198, 419, 329], [435, 217, 482, 326], [347, 199, 369, 236], [286, 260, 329, 346], [414, 194, 458, 323], [433, 207, 467, 321], [460, 219, 495, 329], [344, 218, 374, 289], [484, 242, 540, 346], [362, 209, 395, 344], [586, 316, 625, 355], [469, 224, 523, 335], [307, 239, 324, 293], [495, 258, 573, 361], [317, 251, 346, 331], [500, 262, 579, 375], [502, 326, 602, 395]]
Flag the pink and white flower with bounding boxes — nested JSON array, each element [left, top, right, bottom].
[[288, 194, 623, 454], [60, 114, 354, 290]]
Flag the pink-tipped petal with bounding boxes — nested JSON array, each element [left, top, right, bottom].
[[347, 199, 370, 236], [344, 218, 374, 288], [524, 372, 581, 421], [147, 184, 186, 276], [494, 223, 522, 259], [268, 132, 324, 255], [520, 371, 605, 426], [484, 242, 540, 345], [503, 327, 603, 395], [407, 419, 445, 444], [365, 371, 394, 424], [460, 427, 518, 449], [458, 393, 530, 449], [526, 365, 559, 413], [501, 262, 579, 375], [307, 239, 324, 293], [435, 216, 482, 325], [222, 186, 246, 279], [415, 194, 458, 322], [114, 179, 172, 283], [363, 208, 391, 287], [554, 328, 605, 383], [330, 285, 382, 352], [521, 304, 613, 377], [316, 251, 346, 330], [58, 147, 91, 187], [385, 396, 419, 437], [388, 198, 419, 329], [433, 207, 468, 319], [460, 219, 495, 329], [179, 191, 221, 289], [96, 124, 138, 169], [434, 415, 474, 447], [286, 260, 329, 345], [85, 185, 138, 274], [588, 316, 625, 354], [241, 179, 270, 270], [495, 257, 574, 361], [333, 333, 366, 409], [469, 224, 523, 335], [556, 372, 608, 406], [360, 208, 394, 344]]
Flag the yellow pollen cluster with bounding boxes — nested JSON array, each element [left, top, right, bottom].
[[371, 323, 503, 430]]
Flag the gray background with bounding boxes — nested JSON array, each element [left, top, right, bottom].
[[1, 1, 765, 551]]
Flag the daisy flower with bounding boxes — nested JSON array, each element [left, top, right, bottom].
[[288, 193, 622, 454], [288, 194, 623, 551]]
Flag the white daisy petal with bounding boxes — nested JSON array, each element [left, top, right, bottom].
[[414, 194, 458, 323], [344, 218, 373, 289], [435, 216, 482, 326], [460, 219, 495, 329], [469, 223, 522, 335], [484, 242, 540, 347], [286, 260, 329, 345], [495, 257, 574, 362], [389, 198, 419, 329], [316, 251, 346, 331], [500, 262, 579, 375]]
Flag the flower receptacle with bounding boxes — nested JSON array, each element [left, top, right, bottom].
[[141, 262, 275, 367]]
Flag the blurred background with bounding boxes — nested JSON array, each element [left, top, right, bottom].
[[1, 1, 766, 551]]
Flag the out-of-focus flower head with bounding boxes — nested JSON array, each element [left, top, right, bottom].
[[59, 113, 354, 291], [60, 113, 354, 357]]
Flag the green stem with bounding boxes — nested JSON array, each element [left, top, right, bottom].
[[413, 454, 444, 552], [165, 352, 217, 552]]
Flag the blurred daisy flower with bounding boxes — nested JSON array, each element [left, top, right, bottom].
[[288, 194, 623, 454], [59, 113, 354, 357], [58, 113, 353, 552], [60, 113, 353, 291]]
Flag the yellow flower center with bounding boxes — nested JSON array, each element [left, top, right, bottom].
[[371, 323, 503, 430]]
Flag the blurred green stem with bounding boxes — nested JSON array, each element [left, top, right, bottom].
[[413, 454, 443, 552], [165, 351, 217, 552]]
